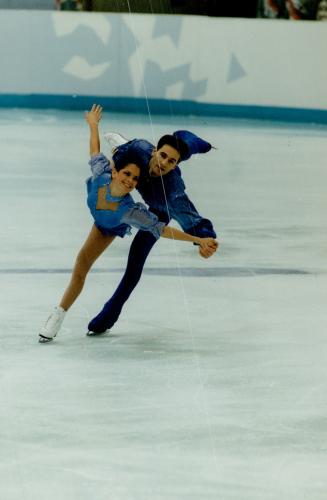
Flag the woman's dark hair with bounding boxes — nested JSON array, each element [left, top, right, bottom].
[[157, 134, 189, 162], [114, 150, 142, 173]]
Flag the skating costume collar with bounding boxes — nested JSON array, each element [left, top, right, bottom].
[[104, 188, 124, 204]]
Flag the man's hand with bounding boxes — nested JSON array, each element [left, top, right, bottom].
[[85, 104, 102, 127], [198, 238, 218, 259]]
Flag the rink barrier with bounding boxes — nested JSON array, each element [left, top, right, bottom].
[[1, 94, 327, 124], [0, 11, 326, 123]]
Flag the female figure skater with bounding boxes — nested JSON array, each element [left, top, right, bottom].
[[39, 105, 217, 343]]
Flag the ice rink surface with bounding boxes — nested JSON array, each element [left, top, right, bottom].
[[1, 108, 327, 500]]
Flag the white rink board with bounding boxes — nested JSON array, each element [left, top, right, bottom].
[[0, 11, 326, 111]]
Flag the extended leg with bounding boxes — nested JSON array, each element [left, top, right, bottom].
[[88, 230, 157, 333], [60, 224, 115, 310], [39, 225, 114, 342]]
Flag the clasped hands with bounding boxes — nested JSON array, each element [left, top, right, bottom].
[[198, 238, 218, 259]]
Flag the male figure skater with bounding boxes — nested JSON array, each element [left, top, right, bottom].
[[88, 129, 218, 334]]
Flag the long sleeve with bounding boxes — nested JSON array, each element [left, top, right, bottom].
[[89, 153, 111, 178], [165, 168, 217, 238], [121, 203, 166, 240], [169, 192, 216, 238]]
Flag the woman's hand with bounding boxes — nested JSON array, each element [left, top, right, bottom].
[[85, 104, 102, 127], [198, 238, 218, 259], [85, 104, 102, 156]]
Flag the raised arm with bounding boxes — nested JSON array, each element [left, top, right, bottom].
[[85, 104, 102, 156]]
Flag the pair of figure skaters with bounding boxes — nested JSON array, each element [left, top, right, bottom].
[[39, 105, 218, 343]]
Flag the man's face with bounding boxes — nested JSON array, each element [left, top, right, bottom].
[[149, 144, 180, 177]]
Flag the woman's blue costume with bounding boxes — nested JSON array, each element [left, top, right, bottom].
[[87, 153, 165, 240]]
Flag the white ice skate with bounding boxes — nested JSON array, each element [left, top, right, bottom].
[[39, 306, 66, 343], [104, 132, 128, 156]]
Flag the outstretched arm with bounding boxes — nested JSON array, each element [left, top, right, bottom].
[[85, 104, 102, 156], [170, 191, 216, 238], [169, 194, 218, 258], [164, 169, 216, 238], [161, 226, 218, 258], [122, 203, 218, 259], [165, 171, 217, 258]]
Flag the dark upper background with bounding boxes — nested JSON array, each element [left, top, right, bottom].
[[0, 0, 326, 21]]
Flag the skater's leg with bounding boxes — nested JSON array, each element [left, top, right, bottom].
[[39, 225, 114, 342], [60, 224, 115, 310], [88, 230, 157, 333]]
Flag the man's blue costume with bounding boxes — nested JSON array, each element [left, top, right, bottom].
[[88, 131, 216, 333]]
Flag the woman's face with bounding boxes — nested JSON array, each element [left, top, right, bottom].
[[112, 163, 140, 195]]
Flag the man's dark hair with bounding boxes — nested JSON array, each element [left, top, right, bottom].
[[157, 134, 189, 162]]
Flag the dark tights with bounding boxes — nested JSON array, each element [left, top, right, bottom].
[[88, 230, 158, 332]]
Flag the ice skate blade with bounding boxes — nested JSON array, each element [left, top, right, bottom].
[[39, 335, 54, 343], [86, 330, 109, 337]]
